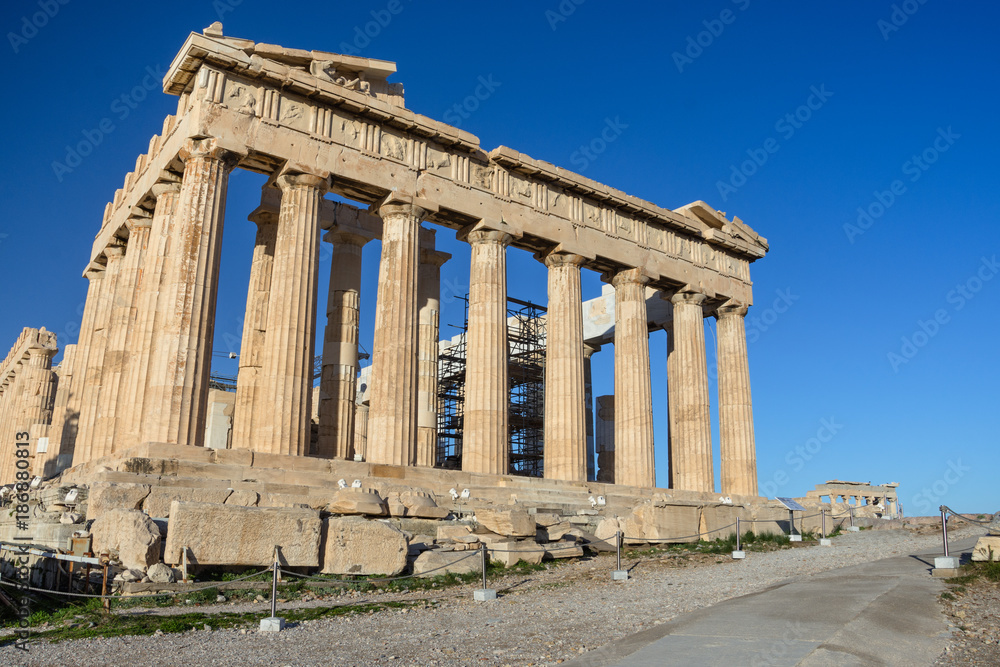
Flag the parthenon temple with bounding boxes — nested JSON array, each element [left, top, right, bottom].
[[0, 25, 769, 504]]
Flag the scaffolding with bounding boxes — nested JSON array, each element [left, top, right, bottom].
[[435, 296, 547, 477]]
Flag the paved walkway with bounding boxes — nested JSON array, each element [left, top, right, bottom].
[[566, 536, 979, 667]]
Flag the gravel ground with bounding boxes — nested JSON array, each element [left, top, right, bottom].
[[935, 568, 1000, 666], [2, 525, 983, 667]]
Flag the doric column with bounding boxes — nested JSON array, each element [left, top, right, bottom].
[[254, 172, 329, 456], [595, 394, 615, 482], [416, 244, 449, 467], [142, 138, 237, 447], [317, 229, 368, 459], [117, 181, 181, 449], [462, 229, 512, 475], [232, 207, 278, 450], [715, 303, 757, 496], [43, 343, 76, 476], [543, 252, 587, 481], [367, 195, 432, 466], [23, 343, 58, 477], [583, 344, 598, 482], [668, 289, 714, 493], [610, 268, 655, 488], [354, 401, 369, 461], [73, 245, 126, 466], [61, 268, 104, 462], [93, 214, 151, 458]]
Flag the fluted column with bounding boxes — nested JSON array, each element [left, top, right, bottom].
[[583, 344, 598, 482], [61, 269, 104, 462], [231, 208, 277, 450], [0, 371, 26, 482], [416, 245, 449, 467], [354, 401, 369, 461], [367, 195, 430, 466], [462, 229, 512, 475], [94, 215, 151, 458], [317, 230, 368, 459], [117, 181, 181, 449], [595, 395, 615, 482], [43, 344, 76, 476], [23, 343, 58, 477], [74, 246, 126, 466], [255, 173, 329, 456], [143, 138, 238, 447], [543, 252, 587, 481], [610, 268, 654, 488], [715, 302, 757, 496], [668, 289, 714, 493]]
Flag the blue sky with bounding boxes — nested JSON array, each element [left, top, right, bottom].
[[2, 1, 997, 514]]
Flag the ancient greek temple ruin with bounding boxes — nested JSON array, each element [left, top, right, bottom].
[[0, 25, 769, 500]]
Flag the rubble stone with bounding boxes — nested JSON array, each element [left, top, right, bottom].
[[320, 516, 408, 575], [91, 509, 161, 571], [163, 501, 321, 566]]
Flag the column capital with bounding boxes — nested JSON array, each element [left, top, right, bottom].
[[606, 267, 650, 288], [420, 247, 451, 267], [373, 192, 438, 221], [84, 268, 105, 281], [714, 300, 749, 319], [125, 213, 153, 232], [248, 207, 278, 227], [276, 172, 332, 193], [583, 342, 601, 358], [466, 229, 513, 247], [668, 288, 708, 307], [323, 229, 371, 248], [542, 251, 587, 269], [179, 137, 240, 170], [27, 344, 57, 361], [104, 244, 126, 262], [151, 180, 182, 199]]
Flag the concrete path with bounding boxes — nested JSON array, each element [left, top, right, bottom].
[[565, 536, 979, 667]]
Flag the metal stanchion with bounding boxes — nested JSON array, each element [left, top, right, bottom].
[[474, 543, 496, 601], [847, 506, 859, 531], [612, 530, 628, 580], [820, 510, 832, 546], [941, 507, 950, 558], [260, 546, 285, 632], [932, 506, 960, 574], [733, 517, 745, 559]]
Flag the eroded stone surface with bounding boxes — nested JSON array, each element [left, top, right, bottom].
[[91, 508, 161, 571], [412, 549, 480, 577], [477, 508, 535, 537], [163, 501, 321, 566], [320, 516, 407, 575]]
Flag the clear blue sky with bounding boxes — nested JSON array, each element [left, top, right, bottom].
[[2, 1, 997, 514]]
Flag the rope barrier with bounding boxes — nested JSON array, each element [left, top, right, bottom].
[[0, 566, 274, 600], [277, 549, 484, 585], [943, 506, 994, 527]]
